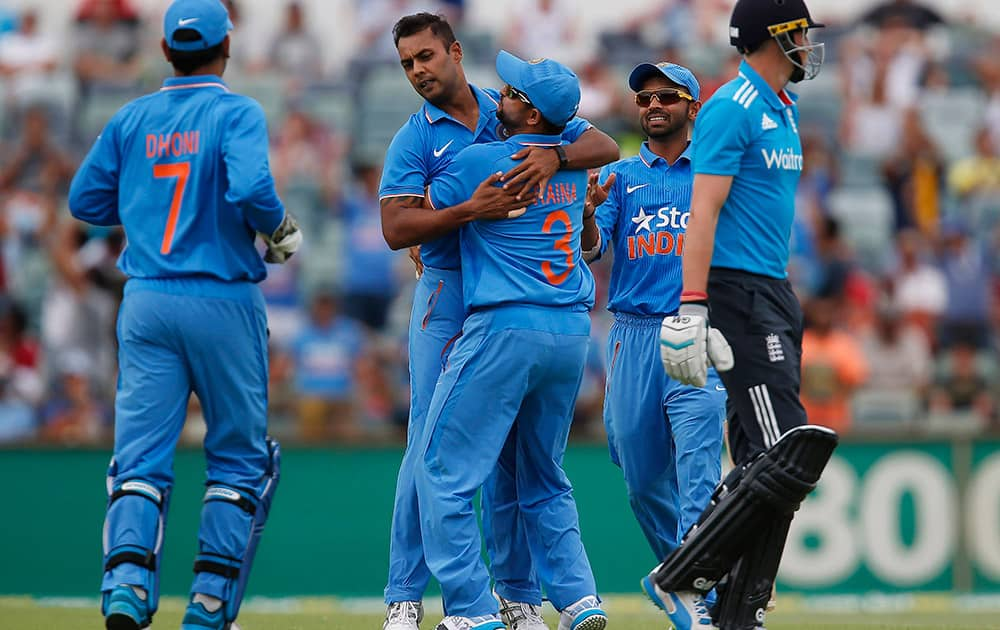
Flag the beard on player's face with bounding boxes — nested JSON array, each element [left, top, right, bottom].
[[496, 101, 529, 135], [641, 103, 689, 139]]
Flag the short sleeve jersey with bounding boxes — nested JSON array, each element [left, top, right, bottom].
[[692, 60, 803, 279], [594, 142, 693, 316], [428, 133, 594, 312], [69, 75, 285, 283], [379, 84, 591, 270]]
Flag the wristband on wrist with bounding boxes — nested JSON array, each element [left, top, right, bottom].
[[680, 290, 708, 303], [554, 144, 569, 169]]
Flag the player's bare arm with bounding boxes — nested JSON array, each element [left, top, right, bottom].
[[581, 170, 615, 253], [381, 172, 525, 250], [501, 127, 619, 200], [681, 174, 733, 294]]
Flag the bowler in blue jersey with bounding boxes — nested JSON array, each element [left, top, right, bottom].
[[68, 1, 299, 629], [378, 13, 619, 630], [417, 51, 607, 630], [580, 61, 726, 564]]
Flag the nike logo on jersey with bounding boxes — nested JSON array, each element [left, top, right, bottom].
[[178, 17, 200, 25], [432, 140, 453, 158], [716, 384, 726, 391], [761, 113, 778, 130], [626, 183, 649, 194]]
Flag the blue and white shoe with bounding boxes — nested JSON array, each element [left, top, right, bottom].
[[641, 575, 714, 629], [104, 585, 151, 630], [181, 598, 226, 630], [556, 596, 607, 630], [435, 614, 506, 630]]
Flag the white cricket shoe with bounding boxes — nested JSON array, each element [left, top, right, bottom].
[[641, 575, 715, 630], [384, 601, 424, 630], [556, 596, 607, 630], [496, 592, 548, 630], [434, 614, 505, 630]]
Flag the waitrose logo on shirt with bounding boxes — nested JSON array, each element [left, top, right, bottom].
[[761, 147, 804, 171]]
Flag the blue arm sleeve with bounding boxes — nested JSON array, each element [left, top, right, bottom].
[[427, 145, 490, 210], [561, 116, 593, 143], [221, 99, 285, 236], [691, 98, 753, 176], [68, 114, 122, 226], [594, 163, 618, 259], [379, 119, 428, 199]]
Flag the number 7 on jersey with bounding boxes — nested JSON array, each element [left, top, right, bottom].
[[153, 162, 190, 255]]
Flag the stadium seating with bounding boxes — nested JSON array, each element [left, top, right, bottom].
[[828, 185, 894, 271]]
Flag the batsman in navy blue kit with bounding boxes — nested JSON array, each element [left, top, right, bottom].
[[581, 61, 727, 564], [642, 1, 839, 629], [68, 1, 300, 629]]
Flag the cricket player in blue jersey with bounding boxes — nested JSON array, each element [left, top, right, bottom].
[[68, 1, 300, 629], [416, 50, 606, 630], [379, 13, 619, 630], [580, 61, 727, 565], [645, 1, 839, 629]]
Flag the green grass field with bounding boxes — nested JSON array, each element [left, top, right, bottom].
[[4, 596, 1000, 630]]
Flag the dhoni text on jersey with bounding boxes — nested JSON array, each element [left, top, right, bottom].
[[146, 131, 201, 159]]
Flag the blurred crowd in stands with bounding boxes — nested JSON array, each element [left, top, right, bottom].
[[1, 0, 999, 446]]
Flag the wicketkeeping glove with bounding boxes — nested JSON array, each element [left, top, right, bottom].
[[261, 213, 303, 264], [659, 301, 734, 387]]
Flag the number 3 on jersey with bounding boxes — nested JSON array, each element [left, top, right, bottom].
[[541, 209, 574, 285], [153, 162, 190, 254]]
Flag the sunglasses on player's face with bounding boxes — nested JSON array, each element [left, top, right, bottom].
[[634, 88, 693, 107], [502, 84, 533, 106]]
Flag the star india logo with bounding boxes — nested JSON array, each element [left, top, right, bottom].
[[766, 333, 785, 363]]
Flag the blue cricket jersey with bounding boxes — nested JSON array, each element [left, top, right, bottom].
[[69, 75, 285, 283], [428, 134, 594, 311], [594, 142, 692, 316], [379, 84, 591, 270], [692, 60, 803, 279]]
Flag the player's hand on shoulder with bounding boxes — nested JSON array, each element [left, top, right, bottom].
[[659, 302, 734, 388], [502, 146, 560, 202], [470, 171, 526, 220], [261, 212, 303, 264]]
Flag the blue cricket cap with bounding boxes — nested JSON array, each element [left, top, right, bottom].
[[164, 0, 233, 51], [495, 50, 581, 126], [628, 62, 701, 101]]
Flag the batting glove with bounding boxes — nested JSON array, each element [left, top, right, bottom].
[[659, 301, 734, 387], [261, 213, 303, 264]]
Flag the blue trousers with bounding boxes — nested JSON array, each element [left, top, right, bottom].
[[386, 268, 537, 604], [103, 278, 270, 592], [416, 305, 598, 617], [603, 313, 726, 560]]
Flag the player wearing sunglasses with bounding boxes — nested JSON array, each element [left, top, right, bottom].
[[580, 60, 727, 626]]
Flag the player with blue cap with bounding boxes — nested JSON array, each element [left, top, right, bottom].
[[580, 58, 727, 611], [415, 50, 607, 630], [70, 1, 298, 628], [162, 0, 233, 51], [379, 14, 619, 630]]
